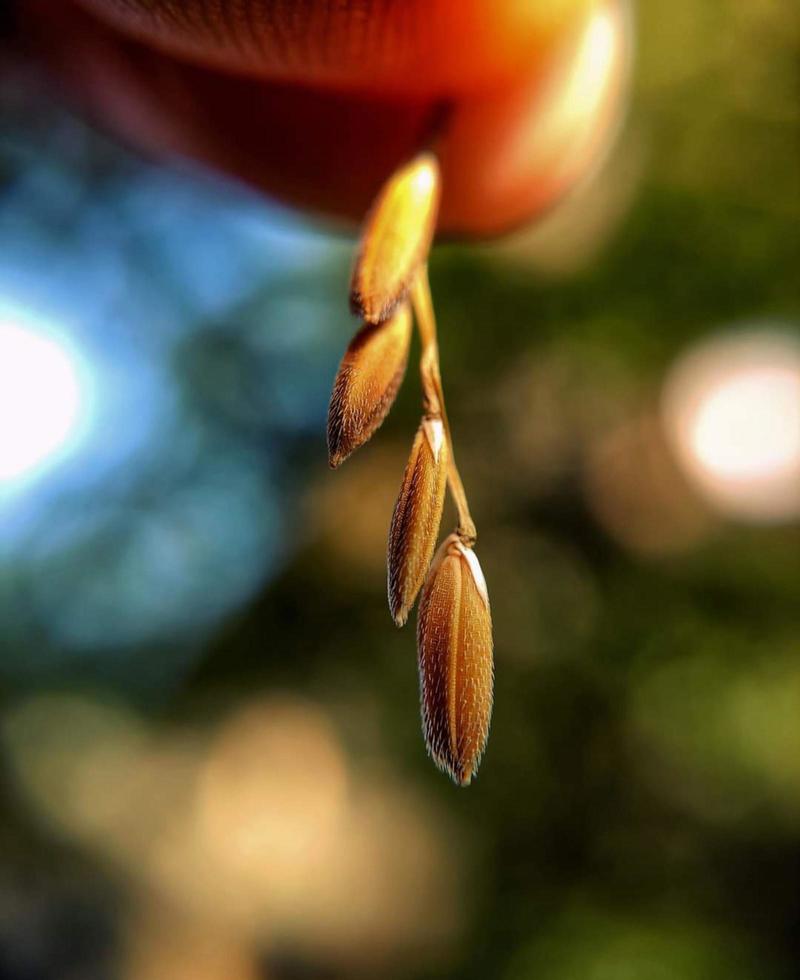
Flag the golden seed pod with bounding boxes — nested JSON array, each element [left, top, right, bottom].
[[350, 153, 441, 324], [387, 417, 448, 627], [327, 304, 413, 469], [417, 534, 493, 787]]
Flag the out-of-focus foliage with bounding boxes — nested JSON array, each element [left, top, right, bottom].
[[0, 1, 798, 979]]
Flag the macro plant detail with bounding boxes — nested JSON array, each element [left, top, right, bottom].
[[387, 416, 448, 629], [418, 535, 493, 788], [326, 304, 413, 469], [24, 0, 632, 788], [328, 154, 494, 786], [8, 1, 800, 977]]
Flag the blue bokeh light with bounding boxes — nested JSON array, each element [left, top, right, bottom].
[[0, 305, 92, 486], [0, 96, 353, 684]]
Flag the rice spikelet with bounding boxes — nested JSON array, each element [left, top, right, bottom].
[[327, 304, 412, 468], [350, 153, 441, 324], [417, 534, 493, 786], [387, 417, 448, 626]]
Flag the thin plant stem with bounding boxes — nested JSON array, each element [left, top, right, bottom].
[[412, 266, 477, 545]]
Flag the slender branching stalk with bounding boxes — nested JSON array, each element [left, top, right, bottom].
[[412, 267, 477, 546]]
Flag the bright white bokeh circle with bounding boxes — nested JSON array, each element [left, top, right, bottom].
[[0, 317, 85, 482], [662, 328, 800, 523]]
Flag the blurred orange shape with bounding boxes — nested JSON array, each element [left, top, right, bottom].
[[20, 0, 631, 235], [75, 0, 599, 96]]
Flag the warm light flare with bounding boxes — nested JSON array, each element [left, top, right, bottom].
[[690, 368, 799, 481], [662, 329, 800, 522], [566, 5, 619, 117], [2, 692, 460, 963]]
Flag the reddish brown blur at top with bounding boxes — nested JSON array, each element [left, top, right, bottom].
[[17, 0, 630, 236], [75, 0, 598, 95]]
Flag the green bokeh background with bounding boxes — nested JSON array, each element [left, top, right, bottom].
[[0, 2, 798, 978]]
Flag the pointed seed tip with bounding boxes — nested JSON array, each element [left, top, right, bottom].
[[348, 289, 365, 319], [327, 441, 346, 468], [389, 586, 409, 627], [349, 285, 400, 326]]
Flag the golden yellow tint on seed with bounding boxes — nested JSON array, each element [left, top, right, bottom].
[[327, 304, 412, 468], [417, 535, 493, 786], [350, 153, 441, 324], [387, 417, 448, 627]]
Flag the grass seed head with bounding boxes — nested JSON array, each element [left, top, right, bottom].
[[387, 416, 448, 627], [350, 153, 441, 324], [327, 303, 412, 468], [417, 534, 493, 787]]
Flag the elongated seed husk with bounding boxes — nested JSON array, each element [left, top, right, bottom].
[[350, 153, 441, 324], [327, 304, 412, 468], [388, 417, 448, 626], [417, 535, 493, 786]]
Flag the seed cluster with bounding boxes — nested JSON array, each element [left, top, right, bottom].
[[327, 153, 494, 786]]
